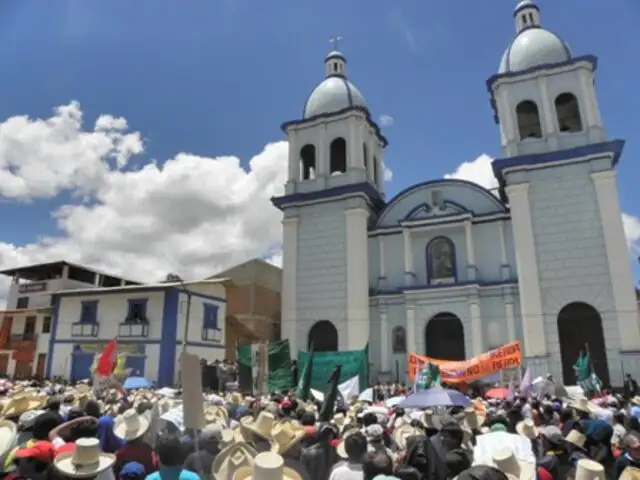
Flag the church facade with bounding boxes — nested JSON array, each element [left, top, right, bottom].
[[272, 0, 640, 386]]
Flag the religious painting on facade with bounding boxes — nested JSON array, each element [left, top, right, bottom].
[[428, 238, 455, 280], [392, 327, 406, 353]]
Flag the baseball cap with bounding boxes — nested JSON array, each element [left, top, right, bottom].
[[201, 424, 224, 442], [15, 441, 55, 463]]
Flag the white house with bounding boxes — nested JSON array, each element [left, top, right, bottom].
[[0, 261, 140, 379], [46, 279, 227, 385], [273, 0, 640, 386]]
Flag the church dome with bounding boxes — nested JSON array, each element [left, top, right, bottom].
[[499, 28, 571, 73], [303, 50, 369, 119], [498, 0, 571, 74]]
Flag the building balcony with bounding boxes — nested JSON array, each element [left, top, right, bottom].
[[5, 334, 38, 351], [118, 320, 149, 338], [71, 322, 100, 337]]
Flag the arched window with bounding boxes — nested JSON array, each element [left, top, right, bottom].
[[363, 143, 368, 174], [392, 326, 406, 353], [555, 93, 583, 133], [427, 237, 456, 283], [516, 100, 542, 140], [300, 144, 316, 180], [330, 137, 347, 174], [373, 156, 379, 185]]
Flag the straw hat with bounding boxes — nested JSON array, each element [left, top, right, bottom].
[[574, 458, 605, 480], [620, 467, 640, 480], [2, 396, 44, 418], [515, 419, 538, 439], [336, 429, 358, 459], [461, 406, 486, 430], [270, 422, 306, 455], [227, 393, 243, 405], [570, 398, 592, 414], [114, 409, 151, 441], [233, 451, 302, 480], [212, 442, 257, 480], [421, 409, 439, 429], [565, 430, 587, 450], [393, 424, 423, 451], [243, 411, 275, 440], [490, 447, 535, 480], [53, 438, 115, 478], [206, 406, 229, 425], [0, 420, 17, 460]]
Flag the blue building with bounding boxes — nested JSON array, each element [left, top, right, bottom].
[[273, 1, 640, 386], [45, 280, 227, 385]]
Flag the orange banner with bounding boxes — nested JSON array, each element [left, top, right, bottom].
[[408, 341, 522, 384]]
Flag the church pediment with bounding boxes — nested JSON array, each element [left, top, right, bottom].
[[404, 201, 466, 221]]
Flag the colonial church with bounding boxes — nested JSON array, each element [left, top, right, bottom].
[[272, 0, 640, 386]]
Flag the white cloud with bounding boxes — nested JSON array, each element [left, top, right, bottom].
[[379, 114, 395, 127], [623, 213, 640, 254], [0, 102, 289, 306], [383, 163, 393, 182], [444, 153, 498, 191], [446, 153, 640, 261]]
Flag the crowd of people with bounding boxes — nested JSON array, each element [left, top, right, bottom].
[[0, 378, 639, 479]]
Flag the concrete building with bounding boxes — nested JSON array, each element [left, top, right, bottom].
[[273, 1, 640, 386], [46, 280, 227, 385], [0, 261, 139, 379], [208, 259, 282, 360]]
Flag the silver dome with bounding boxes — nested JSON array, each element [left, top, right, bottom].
[[499, 28, 571, 74], [303, 76, 368, 119]]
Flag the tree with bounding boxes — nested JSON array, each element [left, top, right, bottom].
[[163, 273, 183, 283]]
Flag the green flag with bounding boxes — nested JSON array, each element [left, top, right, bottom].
[[237, 340, 293, 394], [296, 342, 314, 400], [573, 352, 590, 382], [319, 364, 342, 422], [236, 339, 253, 393]]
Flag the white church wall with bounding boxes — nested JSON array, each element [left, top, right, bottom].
[[293, 201, 349, 352], [507, 159, 625, 384]]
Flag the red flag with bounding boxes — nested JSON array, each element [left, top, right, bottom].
[[96, 338, 117, 377]]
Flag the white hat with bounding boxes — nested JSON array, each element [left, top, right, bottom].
[[570, 398, 593, 414], [243, 411, 275, 440], [0, 420, 17, 460], [574, 458, 605, 480], [270, 422, 306, 455], [232, 451, 301, 480], [212, 442, 257, 480], [114, 409, 150, 441], [393, 424, 423, 451], [53, 438, 115, 478], [484, 447, 536, 480], [565, 430, 587, 450], [515, 419, 538, 440], [461, 407, 486, 430]]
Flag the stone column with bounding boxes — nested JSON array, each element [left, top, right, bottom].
[[406, 305, 417, 356], [505, 183, 546, 356], [281, 217, 299, 354], [469, 300, 483, 356], [345, 208, 370, 350], [591, 171, 640, 350], [380, 307, 390, 373], [403, 229, 414, 286], [465, 221, 476, 281]]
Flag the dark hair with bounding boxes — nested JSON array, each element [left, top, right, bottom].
[[444, 449, 471, 477], [344, 432, 367, 461], [362, 413, 378, 427], [362, 451, 393, 480], [155, 435, 185, 467], [69, 421, 98, 441], [84, 400, 101, 419], [300, 413, 316, 427]]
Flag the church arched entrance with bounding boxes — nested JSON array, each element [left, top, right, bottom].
[[425, 312, 465, 360], [557, 302, 610, 387], [308, 320, 338, 352]]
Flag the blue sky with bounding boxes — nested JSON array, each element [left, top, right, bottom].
[[0, 0, 638, 284]]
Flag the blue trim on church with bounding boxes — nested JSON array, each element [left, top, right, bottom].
[[486, 55, 598, 123], [492, 140, 624, 201], [271, 182, 385, 211]]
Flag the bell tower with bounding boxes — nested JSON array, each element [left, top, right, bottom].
[[489, 1, 640, 385], [273, 41, 387, 356]]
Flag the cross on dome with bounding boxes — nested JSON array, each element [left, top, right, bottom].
[[325, 36, 347, 78], [329, 36, 343, 51]]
